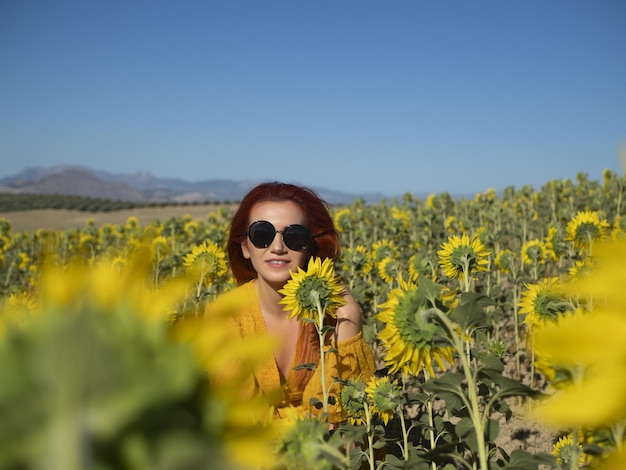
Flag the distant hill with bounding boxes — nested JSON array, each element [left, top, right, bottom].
[[0, 165, 391, 205]]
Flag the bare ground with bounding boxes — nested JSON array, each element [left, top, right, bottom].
[[1, 205, 233, 232]]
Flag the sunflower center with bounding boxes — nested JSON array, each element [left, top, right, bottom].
[[393, 290, 440, 348], [524, 244, 544, 262], [295, 276, 333, 311], [533, 292, 571, 321], [574, 222, 601, 243], [450, 246, 479, 272]]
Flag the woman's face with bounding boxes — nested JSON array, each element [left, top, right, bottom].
[[241, 200, 310, 289]]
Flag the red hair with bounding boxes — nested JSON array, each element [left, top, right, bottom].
[[227, 181, 340, 285], [226, 182, 340, 393]]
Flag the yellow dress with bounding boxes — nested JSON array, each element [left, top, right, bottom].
[[204, 281, 376, 422]]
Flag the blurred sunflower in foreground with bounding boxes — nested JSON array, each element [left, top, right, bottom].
[[0, 247, 280, 470], [530, 239, 626, 469]]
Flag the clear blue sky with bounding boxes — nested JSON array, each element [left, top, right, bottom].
[[1, 0, 625, 197]]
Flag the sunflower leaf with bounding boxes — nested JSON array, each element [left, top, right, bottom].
[[293, 362, 318, 371], [320, 325, 335, 336], [417, 275, 442, 306], [449, 292, 494, 330], [421, 372, 465, 413], [309, 397, 324, 409], [506, 449, 557, 469]]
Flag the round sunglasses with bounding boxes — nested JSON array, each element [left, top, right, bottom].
[[246, 220, 312, 251]]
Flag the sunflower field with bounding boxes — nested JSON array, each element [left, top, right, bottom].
[[1, 170, 626, 470]]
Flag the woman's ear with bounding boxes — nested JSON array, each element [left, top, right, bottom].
[[241, 241, 251, 259]]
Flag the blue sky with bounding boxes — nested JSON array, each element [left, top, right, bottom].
[[1, 1, 625, 197]]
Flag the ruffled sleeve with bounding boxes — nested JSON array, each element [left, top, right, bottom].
[[300, 332, 376, 423]]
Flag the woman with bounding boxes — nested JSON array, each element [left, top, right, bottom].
[[204, 181, 375, 423]]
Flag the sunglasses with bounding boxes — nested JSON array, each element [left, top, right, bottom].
[[246, 220, 312, 251]]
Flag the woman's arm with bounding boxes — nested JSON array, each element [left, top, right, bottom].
[[334, 287, 362, 343]]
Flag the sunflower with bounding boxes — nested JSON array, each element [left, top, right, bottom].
[[377, 283, 454, 377], [371, 239, 399, 264], [552, 434, 588, 467], [97, 223, 113, 238], [183, 240, 228, 285], [124, 216, 140, 231], [0, 217, 11, 235], [532, 353, 573, 389], [279, 257, 346, 322], [341, 245, 372, 275], [531, 308, 626, 429], [565, 210, 610, 251], [183, 220, 200, 238], [444, 215, 460, 235], [567, 259, 593, 280], [437, 234, 490, 281], [518, 277, 572, 328], [333, 207, 354, 233], [0, 235, 11, 252], [440, 285, 460, 310], [389, 207, 411, 232], [611, 218, 626, 241], [111, 255, 127, 272], [543, 226, 564, 262], [520, 239, 548, 266], [339, 379, 368, 425], [562, 239, 626, 314], [0, 292, 38, 335], [78, 233, 97, 253], [494, 249, 517, 276], [15, 252, 30, 271], [377, 256, 401, 284], [151, 235, 170, 259], [365, 376, 401, 425], [408, 253, 430, 282], [18, 244, 281, 470]]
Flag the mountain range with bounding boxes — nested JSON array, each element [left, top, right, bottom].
[[0, 166, 392, 205]]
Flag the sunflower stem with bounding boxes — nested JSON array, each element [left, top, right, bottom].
[[611, 422, 625, 452], [512, 283, 522, 381], [313, 292, 330, 416], [570, 428, 580, 470], [399, 407, 410, 462], [433, 307, 489, 470], [364, 402, 376, 470], [399, 372, 411, 461], [423, 368, 438, 470]]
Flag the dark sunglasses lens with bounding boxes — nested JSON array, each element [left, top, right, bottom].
[[248, 221, 276, 248], [284, 225, 311, 251]]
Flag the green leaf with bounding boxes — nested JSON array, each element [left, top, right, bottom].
[[449, 292, 495, 330], [478, 366, 537, 398], [293, 362, 318, 371], [309, 397, 324, 409], [505, 449, 556, 470], [479, 351, 505, 374], [320, 325, 335, 336], [421, 372, 465, 414], [455, 417, 478, 453], [417, 275, 442, 306]]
